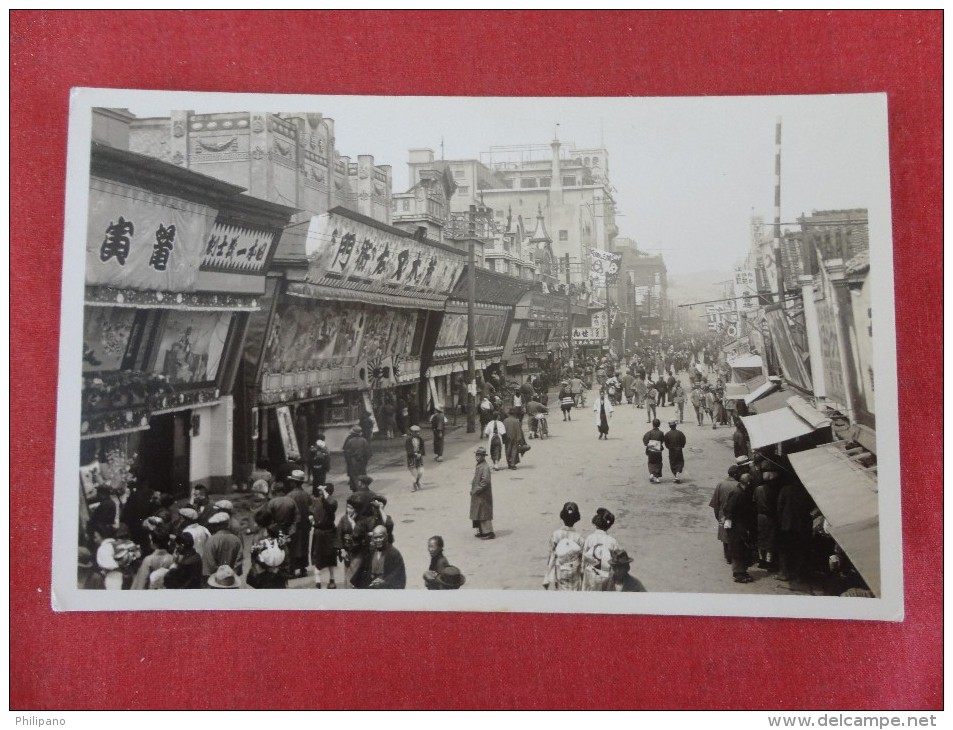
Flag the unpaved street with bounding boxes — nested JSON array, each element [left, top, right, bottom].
[[304, 381, 810, 597]]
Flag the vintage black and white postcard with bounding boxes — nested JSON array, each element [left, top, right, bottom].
[[53, 88, 901, 619]]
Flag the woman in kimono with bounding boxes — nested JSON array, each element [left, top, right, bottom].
[[582, 507, 621, 591], [543, 502, 585, 591], [483, 411, 507, 471]]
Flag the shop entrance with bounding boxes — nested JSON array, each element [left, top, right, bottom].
[[139, 411, 192, 497]]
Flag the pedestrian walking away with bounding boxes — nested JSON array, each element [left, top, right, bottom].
[[470, 447, 495, 539], [483, 412, 507, 470], [642, 418, 665, 483], [430, 407, 447, 462], [405, 425, 426, 491], [582, 507, 620, 591], [543, 501, 584, 591], [663, 419, 687, 482]]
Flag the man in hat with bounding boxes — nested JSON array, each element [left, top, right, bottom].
[[176, 506, 210, 563], [470, 446, 495, 539], [405, 424, 426, 492], [342, 424, 372, 491], [723, 473, 755, 583], [600, 549, 647, 592], [663, 419, 687, 483], [207, 565, 242, 589], [732, 419, 749, 459], [430, 407, 447, 462], [690, 382, 705, 426], [202, 512, 244, 580], [502, 407, 525, 470], [709, 465, 742, 564], [286, 470, 314, 577], [352, 525, 406, 589], [642, 419, 665, 484], [434, 565, 466, 590]]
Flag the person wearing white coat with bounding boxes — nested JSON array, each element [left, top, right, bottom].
[[593, 389, 614, 440]]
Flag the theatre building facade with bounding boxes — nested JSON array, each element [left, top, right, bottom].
[[79, 142, 296, 498], [236, 207, 466, 475]]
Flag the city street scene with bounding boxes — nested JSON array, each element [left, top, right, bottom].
[[57, 91, 897, 616]]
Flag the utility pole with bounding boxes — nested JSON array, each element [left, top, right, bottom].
[[466, 205, 476, 434], [773, 117, 786, 304], [564, 253, 573, 367]]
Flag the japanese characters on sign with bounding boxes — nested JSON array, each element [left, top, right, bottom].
[[303, 212, 465, 295], [201, 221, 276, 274], [573, 310, 608, 343], [588, 248, 623, 286], [86, 178, 215, 292]]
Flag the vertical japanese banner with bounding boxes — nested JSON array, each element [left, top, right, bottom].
[[85, 178, 216, 291], [275, 405, 301, 461]]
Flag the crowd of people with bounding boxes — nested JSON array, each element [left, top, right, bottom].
[[78, 332, 867, 597]]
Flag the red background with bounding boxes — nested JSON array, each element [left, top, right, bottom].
[[10, 11, 942, 710]]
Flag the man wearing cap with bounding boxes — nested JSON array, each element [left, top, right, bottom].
[[405, 425, 426, 492], [470, 447, 495, 539], [342, 424, 372, 491], [642, 419, 666, 484], [663, 419, 687, 483], [202, 512, 244, 581], [600, 549, 647, 592], [176, 506, 210, 563], [709, 465, 741, 565], [351, 525, 406, 589], [286, 470, 314, 577], [430, 407, 447, 462], [690, 382, 705, 426]]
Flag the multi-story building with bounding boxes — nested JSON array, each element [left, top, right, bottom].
[[130, 110, 393, 224], [611, 237, 668, 344], [797, 208, 869, 275], [407, 140, 619, 289]]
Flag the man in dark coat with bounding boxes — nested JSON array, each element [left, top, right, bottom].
[[776, 480, 815, 582], [709, 465, 742, 564], [255, 482, 299, 539], [600, 549, 648, 592], [655, 376, 668, 407], [502, 408, 525, 470], [430, 407, 447, 462], [286, 470, 314, 577], [663, 419, 687, 483], [470, 446, 494, 539], [642, 418, 665, 484], [342, 424, 372, 490], [723, 473, 755, 583], [352, 525, 406, 589]]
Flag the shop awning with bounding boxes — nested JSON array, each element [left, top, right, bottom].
[[789, 444, 880, 596], [744, 379, 780, 405], [746, 387, 790, 414], [741, 396, 831, 450], [286, 281, 447, 311], [728, 353, 763, 370]]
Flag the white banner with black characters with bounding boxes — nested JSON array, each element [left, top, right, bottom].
[[303, 211, 465, 294]]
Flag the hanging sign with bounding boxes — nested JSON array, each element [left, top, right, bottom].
[[588, 248, 622, 286], [275, 406, 301, 461], [86, 178, 216, 292]]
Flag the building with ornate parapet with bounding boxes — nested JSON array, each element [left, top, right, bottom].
[[129, 111, 393, 224]]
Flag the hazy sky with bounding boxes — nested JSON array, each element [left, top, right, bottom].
[[119, 91, 890, 279]]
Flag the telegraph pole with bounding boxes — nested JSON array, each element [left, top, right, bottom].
[[466, 206, 476, 434], [773, 117, 786, 304], [564, 253, 573, 367]]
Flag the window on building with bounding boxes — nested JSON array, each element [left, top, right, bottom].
[[457, 186, 469, 196], [538, 177, 551, 188], [558, 230, 568, 241], [584, 156, 590, 165], [592, 156, 599, 165], [562, 176, 576, 187], [520, 178, 537, 188], [402, 200, 410, 212], [453, 169, 465, 178]]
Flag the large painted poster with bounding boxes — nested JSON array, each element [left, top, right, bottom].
[[360, 308, 418, 361], [151, 310, 232, 384], [435, 313, 468, 349], [263, 299, 366, 374], [86, 178, 216, 292], [82, 308, 137, 372], [303, 211, 465, 294], [472, 313, 505, 347]]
